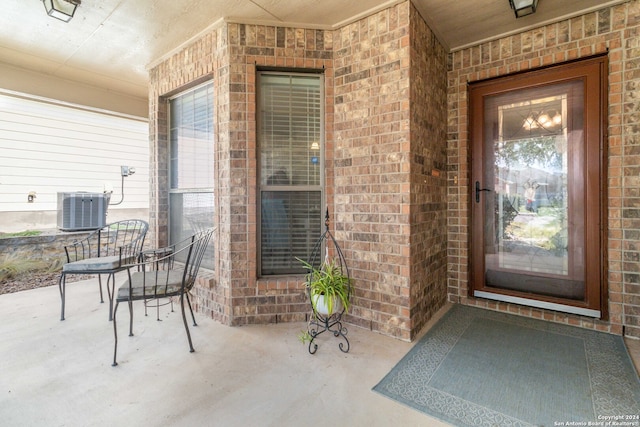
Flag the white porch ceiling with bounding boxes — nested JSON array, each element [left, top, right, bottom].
[[0, 0, 626, 101]]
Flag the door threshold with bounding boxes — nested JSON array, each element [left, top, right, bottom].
[[474, 291, 601, 318]]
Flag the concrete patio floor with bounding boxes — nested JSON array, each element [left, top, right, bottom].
[[1, 278, 638, 427], [0, 277, 449, 427]]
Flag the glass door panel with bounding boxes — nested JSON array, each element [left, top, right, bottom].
[[469, 55, 606, 318], [483, 84, 584, 300]]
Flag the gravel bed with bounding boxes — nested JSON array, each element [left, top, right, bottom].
[[0, 272, 88, 295]]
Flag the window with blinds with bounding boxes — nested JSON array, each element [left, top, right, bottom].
[[258, 72, 323, 276], [169, 81, 215, 269]]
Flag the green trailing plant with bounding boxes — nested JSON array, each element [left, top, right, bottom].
[[297, 257, 351, 315], [298, 330, 313, 344]]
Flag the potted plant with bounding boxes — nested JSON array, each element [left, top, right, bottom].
[[298, 257, 351, 316]]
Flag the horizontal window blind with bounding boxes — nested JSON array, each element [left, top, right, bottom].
[[259, 74, 321, 187], [258, 73, 323, 275], [169, 82, 215, 269], [170, 83, 215, 190], [261, 191, 322, 275]]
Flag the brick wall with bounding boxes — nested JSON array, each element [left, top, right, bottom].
[[147, 1, 450, 340], [147, 0, 636, 341], [447, 0, 640, 338], [224, 23, 334, 326], [408, 6, 449, 339], [332, 2, 450, 340], [332, 3, 413, 339], [148, 28, 230, 324], [150, 22, 336, 327]]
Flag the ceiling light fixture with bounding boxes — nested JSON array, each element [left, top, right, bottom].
[[509, 0, 538, 18], [42, 0, 81, 23], [521, 109, 562, 131]]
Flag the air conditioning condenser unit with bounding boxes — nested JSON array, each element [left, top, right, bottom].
[[57, 192, 110, 231]]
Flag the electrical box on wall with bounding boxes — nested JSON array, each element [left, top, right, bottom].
[[57, 192, 111, 231]]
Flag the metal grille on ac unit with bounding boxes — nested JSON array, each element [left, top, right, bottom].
[[57, 192, 111, 231]]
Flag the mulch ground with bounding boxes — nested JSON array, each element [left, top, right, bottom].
[[0, 272, 87, 295]]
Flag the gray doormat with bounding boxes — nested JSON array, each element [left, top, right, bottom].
[[373, 305, 640, 426]]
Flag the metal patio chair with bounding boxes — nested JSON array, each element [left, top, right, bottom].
[[111, 228, 213, 366], [58, 219, 149, 321]]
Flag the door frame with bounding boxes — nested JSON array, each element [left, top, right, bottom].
[[468, 54, 608, 319]]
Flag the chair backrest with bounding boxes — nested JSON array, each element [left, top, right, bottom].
[[179, 228, 214, 291], [97, 220, 149, 259], [132, 228, 213, 298], [65, 219, 149, 262]]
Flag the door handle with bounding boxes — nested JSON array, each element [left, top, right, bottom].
[[475, 181, 491, 203]]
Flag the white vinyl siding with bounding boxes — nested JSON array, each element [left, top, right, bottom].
[[0, 92, 148, 218]]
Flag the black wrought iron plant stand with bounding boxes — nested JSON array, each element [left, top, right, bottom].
[[304, 210, 351, 354]]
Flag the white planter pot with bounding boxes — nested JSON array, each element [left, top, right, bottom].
[[312, 294, 342, 315]]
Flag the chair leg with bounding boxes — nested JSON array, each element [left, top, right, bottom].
[[185, 293, 198, 327], [112, 301, 119, 367], [59, 274, 66, 321], [128, 299, 134, 337], [106, 274, 115, 321], [180, 295, 195, 353], [97, 274, 104, 303]]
